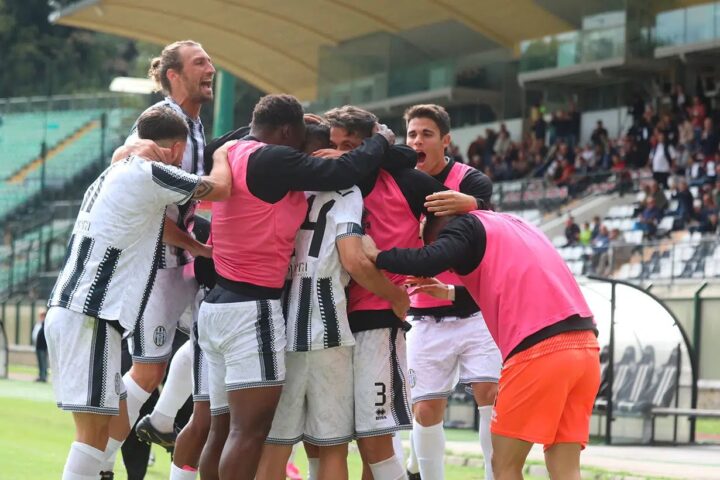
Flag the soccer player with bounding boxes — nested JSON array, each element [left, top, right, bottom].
[[198, 94, 397, 480], [363, 209, 600, 480], [323, 106, 446, 480], [256, 121, 409, 480], [104, 39, 215, 474], [403, 104, 502, 480], [44, 106, 230, 480]]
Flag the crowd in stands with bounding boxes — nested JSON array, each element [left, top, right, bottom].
[[452, 86, 720, 201]]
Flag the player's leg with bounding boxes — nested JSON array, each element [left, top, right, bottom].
[[258, 351, 308, 480], [457, 312, 502, 480], [45, 308, 125, 479], [199, 411, 229, 480], [406, 318, 462, 479], [490, 435, 532, 480], [305, 347, 354, 480], [304, 442, 320, 480], [215, 297, 287, 479], [354, 328, 411, 480], [544, 340, 600, 480], [172, 319, 212, 478], [221, 386, 283, 479], [136, 340, 193, 444]]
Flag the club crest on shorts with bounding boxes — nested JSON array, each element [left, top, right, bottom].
[[408, 368, 417, 388], [153, 326, 167, 346], [115, 373, 123, 395]]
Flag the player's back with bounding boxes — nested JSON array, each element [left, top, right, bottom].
[[285, 187, 362, 351], [49, 156, 187, 330]]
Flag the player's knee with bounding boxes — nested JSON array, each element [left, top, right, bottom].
[[413, 400, 445, 426], [473, 382, 498, 406], [356, 436, 394, 464], [130, 362, 167, 391]]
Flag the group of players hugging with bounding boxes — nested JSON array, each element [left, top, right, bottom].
[[45, 40, 600, 480]]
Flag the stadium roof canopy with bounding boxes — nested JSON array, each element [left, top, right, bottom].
[[51, 0, 573, 101]]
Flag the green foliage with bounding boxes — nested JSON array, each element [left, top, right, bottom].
[[0, 0, 140, 97]]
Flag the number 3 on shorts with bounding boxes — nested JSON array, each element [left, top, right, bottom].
[[374, 382, 387, 406]]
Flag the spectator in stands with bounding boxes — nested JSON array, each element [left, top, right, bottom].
[[532, 112, 547, 150], [510, 150, 531, 178], [555, 157, 575, 188], [591, 215, 602, 240], [484, 128, 497, 166], [579, 222, 592, 246], [591, 120, 609, 155], [699, 117, 718, 160], [671, 84, 687, 115], [494, 127, 512, 159], [714, 179, 720, 207], [658, 113, 679, 146], [596, 228, 626, 277], [448, 142, 464, 164], [696, 212, 719, 235], [672, 178, 694, 226], [611, 153, 632, 195], [649, 180, 669, 212], [687, 154, 706, 186], [637, 197, 662, 238], [32, 309, 48, 383], [467, 135, 484, 168], [648, 130, 676, 188], [564, 215, 581, 246], [591, 225, 610, 272], [690, 96, 707, 138]]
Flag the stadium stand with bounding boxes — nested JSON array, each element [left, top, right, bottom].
[[0, 97, 137, 299]]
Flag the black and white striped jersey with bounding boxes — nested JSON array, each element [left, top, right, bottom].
[[126, 97, 206, 269], [48, 157, 201, 331], [284, 187, 363, 352]]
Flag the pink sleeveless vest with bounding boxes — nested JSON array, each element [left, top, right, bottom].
[[460, 210, 593, 359], [211, 140, 307, 289], [348, 169, 421, 312], [411, 161, 473, 309]]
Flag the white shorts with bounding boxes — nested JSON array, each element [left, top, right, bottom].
[[198, 297, 286, 416], [267, 347, 354, 446], [45, 307, 127, 415], [132, 265, 198, 363], [354, 327, 412, 437], [406, 311, 501, 403]]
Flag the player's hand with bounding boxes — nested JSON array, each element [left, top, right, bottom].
[[211, 140, 237, 167], [405, 276, 451, 300], [190, 243, 213, 259], [361, 235, 380, 263], [119, 139, 172, 164], [390, 287, 411, 320], [373, 123, 396, 145], [312, 148, 343, 159], [425, 191, 478, 216], [304, 113, 325, 125]]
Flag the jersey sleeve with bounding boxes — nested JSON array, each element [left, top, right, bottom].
[[334, 187, 364, 240], [145, 161, 201, 206]]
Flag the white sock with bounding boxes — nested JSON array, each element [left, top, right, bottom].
[[307, 457, 319, 480], [369, 456, 406, 480], [478, 406, 494, 480], [170, 463, 198, 480], [100, 437, 123, 472], [152, 341, 193, 432], [392, 432, 406, 469], [413, 419, 445, 479], [124, 372, 152, 429], [62, 441, 105, 480], [406, 431, 419, 474]]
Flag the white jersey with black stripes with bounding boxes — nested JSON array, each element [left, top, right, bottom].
[[283, 187, 363, 352], [125, 97, 206, 269], [48, 157, 201, 331]]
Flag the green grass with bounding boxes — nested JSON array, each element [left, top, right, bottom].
[[0, 377, 515, 480]]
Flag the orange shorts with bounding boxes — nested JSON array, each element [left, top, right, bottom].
[[491, 330, 600, 450]]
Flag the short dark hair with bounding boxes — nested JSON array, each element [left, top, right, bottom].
[[324, 105, 377, 139], [251, 94, 304, 130], [136, 106, 188, 141], [404, 104, 451, 136], [305, 122, 331, 149]]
